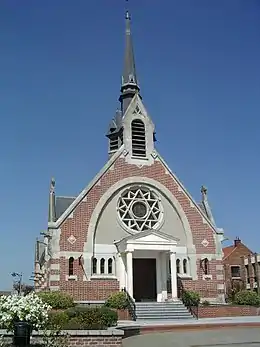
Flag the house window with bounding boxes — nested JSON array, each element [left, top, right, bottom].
[[231, 266, 240, 278], [183, 259, 187, 274], [100, 258, 105, 274], [176, 259, 180, 274], [68, 257, 74, 276], [131, 119, 146, 157], [204, 258, 209, 275], [108, 258, 113, 274], [92, 257, 97, 274]]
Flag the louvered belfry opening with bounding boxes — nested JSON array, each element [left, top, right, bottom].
[[131, 119, 146, 157], [109, 135, 119, 152]]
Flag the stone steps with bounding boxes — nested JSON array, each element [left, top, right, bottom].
[[135, 300, 194, 321]]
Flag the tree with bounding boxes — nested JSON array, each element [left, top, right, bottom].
[[13, 283, 34, 295]]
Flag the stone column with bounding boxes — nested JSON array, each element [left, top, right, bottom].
[[170, 251, 177, 299], [161, 252, 167, 301], [118, 253, 126, 290], [254, 253, 260, 295], [248, 255, 254, 291], [126, 251, 133, 298]]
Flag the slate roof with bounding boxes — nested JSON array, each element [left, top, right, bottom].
[[55, 196, 76, 220]]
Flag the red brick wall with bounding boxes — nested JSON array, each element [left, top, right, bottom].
[[223, 244, 253, 294], [49, 157, 223, 300], [198, 305, 259, 318], [2, 333, 123, 347]]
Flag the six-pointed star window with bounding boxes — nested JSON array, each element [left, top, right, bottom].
[[117, 186, 163, 232]]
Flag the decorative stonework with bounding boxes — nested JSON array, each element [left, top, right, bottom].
[[67, 235, 76, 244], [123, 149, 128, 156], [151, 150, 158, 159], [201, 239, 209, 247], [133, 104, 142, 115], [117, 185, 163, 232]]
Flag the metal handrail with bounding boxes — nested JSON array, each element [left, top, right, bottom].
[[177, 277, 199, 319], [122, 287, 137, 321]]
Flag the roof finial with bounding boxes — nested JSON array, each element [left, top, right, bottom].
[[201, 185, 207, 201], [50, 177, 55, 193], [48, 177, 56, 223]]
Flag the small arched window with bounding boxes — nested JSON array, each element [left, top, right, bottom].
[[204, 258, 209, 275], [92, 257, 97, 274], [131, 119, 146, 157], [100, 258, 105, 274], [69, 257, 74, 276], [176, 259, 180, 274], [183, 259, 187, 274], [108, 258, 113, 274]]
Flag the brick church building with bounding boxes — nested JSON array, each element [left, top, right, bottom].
[[34, 10, 226, 303]]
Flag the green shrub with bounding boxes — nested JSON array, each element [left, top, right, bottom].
[[233, 290, 260, 306], [182, 290, 200, 307], [64, 306, 118, 329], [104, 292, 128, 310], [47, 310, 69, 329], [38, 291, 75, 309]]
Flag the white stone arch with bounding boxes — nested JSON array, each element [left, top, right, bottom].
[[84, 176, 196, 255]]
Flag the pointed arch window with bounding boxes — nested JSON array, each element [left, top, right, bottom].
[[68, 257, 74, 276], [108, 258, 113, 274], [131, 119, 146, 157], [183, 259, 187, 274], [204, 258, 209, 275], [100, 258, 105, 274], [176, 259, 180, 274], [92, 257, 97, 274]]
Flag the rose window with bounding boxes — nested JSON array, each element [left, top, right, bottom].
[[117, 186, 163, 232]]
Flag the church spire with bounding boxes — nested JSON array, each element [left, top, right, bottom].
[[119, 7, 140, 114]]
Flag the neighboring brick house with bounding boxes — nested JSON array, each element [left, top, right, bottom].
[[223, 237, 253, 295], [34, 10, 226, 303]]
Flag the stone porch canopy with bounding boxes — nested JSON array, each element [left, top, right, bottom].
[[114, 229, 179, 253], [114, 230, 180, 299]]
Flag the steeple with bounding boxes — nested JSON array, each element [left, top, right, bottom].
[[48, 177, 56, 223], [119, 9, 140, 114]]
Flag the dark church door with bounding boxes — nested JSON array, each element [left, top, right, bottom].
[[133, 258, 157, 302]]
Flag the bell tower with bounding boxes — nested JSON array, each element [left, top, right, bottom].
[[106, 9, 156, 163]]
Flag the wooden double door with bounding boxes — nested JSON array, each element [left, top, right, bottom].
[[133, 258, 157, 302]]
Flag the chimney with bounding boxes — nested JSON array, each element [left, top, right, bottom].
[[234, 237, 241, 247]]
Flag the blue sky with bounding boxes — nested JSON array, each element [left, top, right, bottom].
[[0, 0, 259, 290]]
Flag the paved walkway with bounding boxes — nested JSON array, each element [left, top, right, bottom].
[[118, 315, 260, 327], [122, 327, 260, 347]]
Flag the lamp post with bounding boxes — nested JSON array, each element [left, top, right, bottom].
[[11, 272, 23, 295]]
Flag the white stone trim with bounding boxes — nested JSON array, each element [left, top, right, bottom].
[[49, 286, 60, 291], [155, 150, 219, 234], [216, 264, 224, 271], [59, 252, 83, 258], [86, 176, 195, 254], [49, 274, 60, 281], [48, 146, 125, 229], [217, 274, 224, 280], [66, 275, 78, 281], [50, 263, 60, 270]]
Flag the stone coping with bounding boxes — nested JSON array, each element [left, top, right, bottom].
[[0, 328, 124, 336]]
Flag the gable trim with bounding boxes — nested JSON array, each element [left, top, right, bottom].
[[85, 176, 195, 254], [155, 150, 219, 234], [48, 146, 125, 229]]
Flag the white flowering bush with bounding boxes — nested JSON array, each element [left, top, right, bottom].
[[0, 293, 51, 332]]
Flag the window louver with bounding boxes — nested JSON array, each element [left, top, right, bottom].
[[131, 119, 146, 157]]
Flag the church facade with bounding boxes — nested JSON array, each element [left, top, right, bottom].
[[34, 11, 225, 303]]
